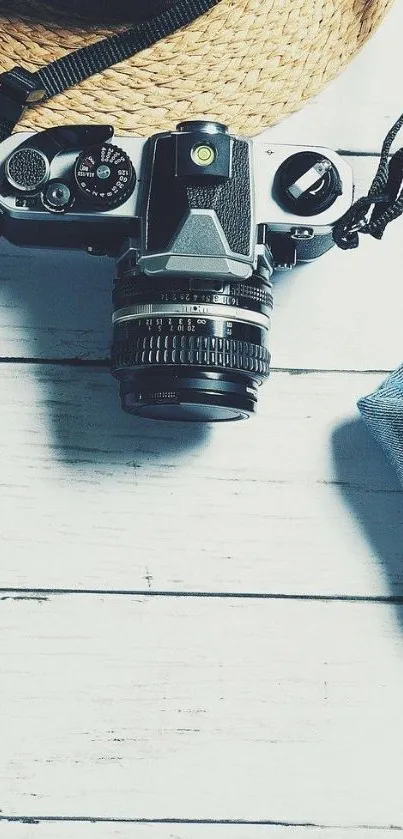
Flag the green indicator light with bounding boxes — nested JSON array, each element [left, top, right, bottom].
[[191, 143, 216, 167]]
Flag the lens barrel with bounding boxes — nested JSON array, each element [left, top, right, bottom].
[[111, 273, 272, 422]]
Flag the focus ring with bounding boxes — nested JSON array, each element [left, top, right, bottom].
[[112, 333, 270, 376]]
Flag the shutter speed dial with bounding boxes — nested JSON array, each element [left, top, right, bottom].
[[74, 143, 135, 208]]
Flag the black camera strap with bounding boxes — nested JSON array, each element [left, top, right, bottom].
[[0, 0, 220, 141], [0, 0, 402, 250], [333, 111, 403, 249]]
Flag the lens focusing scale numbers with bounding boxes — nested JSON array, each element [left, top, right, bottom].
[[74, 143, 135, 208]]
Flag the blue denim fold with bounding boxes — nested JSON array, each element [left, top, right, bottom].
[[357, 365, 403, 487]]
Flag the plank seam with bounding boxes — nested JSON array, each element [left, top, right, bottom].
[[1, 816, 402, 829], [1, 589, 402, 604]]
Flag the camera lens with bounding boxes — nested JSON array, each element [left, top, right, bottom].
[[111, 272, 273, 422]]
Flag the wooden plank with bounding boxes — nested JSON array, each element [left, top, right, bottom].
[[0, 365, 401, 596], [0, 155, 401, 371], [1, 595, 403, 825], [0, 5, 401, 836], [0, 825, 400, 839]]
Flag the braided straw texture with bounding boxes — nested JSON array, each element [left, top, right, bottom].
[[0, 0, 395, 136]]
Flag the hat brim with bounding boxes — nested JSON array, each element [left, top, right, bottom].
[[0, 0, 395, 137]]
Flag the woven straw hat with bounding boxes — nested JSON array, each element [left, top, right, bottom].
[[0, 0, 395, 138]]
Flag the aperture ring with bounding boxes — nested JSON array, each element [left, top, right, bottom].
[[113, 279, 273, 310], [112, 333, 270, 377]]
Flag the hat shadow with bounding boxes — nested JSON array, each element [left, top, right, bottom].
[[331, 418, 403, 629], [272, 262, 403, 627], [0, 243, 210, 467]]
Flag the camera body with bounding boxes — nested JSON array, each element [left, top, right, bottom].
[[0, 121, 353, 421]]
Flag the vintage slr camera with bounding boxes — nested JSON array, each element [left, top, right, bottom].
[[0, 121, 353, 421]]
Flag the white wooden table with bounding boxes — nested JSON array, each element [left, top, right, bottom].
[[1, 3, 403, 836]]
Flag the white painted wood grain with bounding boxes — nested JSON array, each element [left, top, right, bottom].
[[0, 156, 401, 371], [0, 365, 401, 597], [1, 826, 401, 839], [0, 595, 402, 825], [1, 3, 403, 831]]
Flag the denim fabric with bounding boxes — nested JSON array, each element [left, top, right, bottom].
[[357, 365, 403, 487]]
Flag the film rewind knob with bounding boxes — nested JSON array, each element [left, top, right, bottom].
[[273, 151, 342, 216]]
